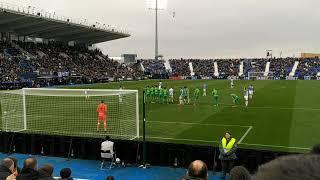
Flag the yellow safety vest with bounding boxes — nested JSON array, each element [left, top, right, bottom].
[[222, 137, 236, 153]]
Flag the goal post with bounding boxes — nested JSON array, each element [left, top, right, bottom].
[[248, 71, 274, 80], [0, 88, 139, 140]]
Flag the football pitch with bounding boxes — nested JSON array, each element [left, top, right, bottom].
[[2, 80, 320, 153], [67, 80, 320, 153]]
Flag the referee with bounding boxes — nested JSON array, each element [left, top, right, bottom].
[[219, 131, 237, 178]]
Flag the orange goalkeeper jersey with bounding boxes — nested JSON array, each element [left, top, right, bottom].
[[97, 103, 107, 116]]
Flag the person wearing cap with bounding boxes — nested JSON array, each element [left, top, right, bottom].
[[219, 131, 237, 178]]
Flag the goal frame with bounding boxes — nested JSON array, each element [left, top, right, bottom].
[[2, 88, 140, 139], [248, 71, 274, 80]]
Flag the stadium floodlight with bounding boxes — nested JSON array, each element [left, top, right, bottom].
[[0, 88, 139, 140], [146, 0, 167, 10], [146, 0, 168, 60]]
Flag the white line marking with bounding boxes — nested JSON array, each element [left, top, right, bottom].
[[147, 121, 251, 128], [147, 136, 219, 143], [146, 136, 311, 151], [217, 103, 320, 111], [238, 126, 253, 144], [240, 143, 311, 150]]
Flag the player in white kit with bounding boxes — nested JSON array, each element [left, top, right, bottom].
[[244, 87, 249, 107], [169, 87, 174, 103], [230, 79, 234, 89], [248, 84, 254, 99], [203, 82, 207, 96]]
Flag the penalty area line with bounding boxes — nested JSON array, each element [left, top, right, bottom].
[[146, 136, 219, 143], [238, 126, 253, 144], [240, 143, 311, 150]]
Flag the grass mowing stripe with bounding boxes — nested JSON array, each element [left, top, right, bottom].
[[146, 136, 219, 143], [147, 120, 251, 128]]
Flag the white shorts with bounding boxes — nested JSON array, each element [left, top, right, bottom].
[[244, 95, 248, 101], [179, 96, 184, 104]]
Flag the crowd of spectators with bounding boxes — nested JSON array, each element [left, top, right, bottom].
[[2, 39, 320, 90], [269, 58, 295, 78], [190, 59, 215, 77], [296, 58, 320, 78], [216, 59, 240, 78], [169, 59, 191, 76], [141, 59, 166, 75], [0, 157, 116, 180], [0, 40, 144, 89]]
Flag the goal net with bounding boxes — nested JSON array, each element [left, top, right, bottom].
[[248, 71, 274, 80], [0, 88, 139, 140]]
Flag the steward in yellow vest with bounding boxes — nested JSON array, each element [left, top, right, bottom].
[[218, 132, 237, 177]]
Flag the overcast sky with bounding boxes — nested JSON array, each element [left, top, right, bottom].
[[3, 0, 320, 59]]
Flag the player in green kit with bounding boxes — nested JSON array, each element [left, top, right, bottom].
[[231, 93, 240, 107], [163, 87, 169, 104], [183, 86, 190, 104], [212, 89, 219, 106], [193, 87, 200, 105], [145, 86, 151, 103], [150, 86, 155, 102], [159, 87, 165, 104], [155, 86, 160, 102]]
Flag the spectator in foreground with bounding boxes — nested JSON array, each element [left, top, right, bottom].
[[310, 144, 320, 154], [106, 176, 115, 180], [0, 158, 15, 180], [38, 164, 54, 180], [219, 131, 237, 178], [255, 154, 320, 180], [230, 166, 251, 180], [60, 168, 73, 180], [181, 160, 208, 180], [17, 157, 38, 180], [7, 157, 20, 175]]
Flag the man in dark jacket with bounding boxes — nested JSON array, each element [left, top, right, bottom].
[[17, 158, 39, 180], [219, 131, 237, 179], [0, 158, 14, 180], [38, 164, 54, 180]]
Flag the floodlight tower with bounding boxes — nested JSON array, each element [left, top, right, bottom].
[[146, 0, 167, 60]]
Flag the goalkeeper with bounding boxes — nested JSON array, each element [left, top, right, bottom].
[[97, 100, 108, 131], [212, 89, 219, 106], [193, 87, 200, 105], [231, 93, 240, 107]]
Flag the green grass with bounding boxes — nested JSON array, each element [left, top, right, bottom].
[[2, 80, 320, 153]]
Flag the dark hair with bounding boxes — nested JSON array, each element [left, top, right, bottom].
[[7, 157, 18, 169], [39, 164, 54, 176], [187, 160, 208, 179], [60, 168, 72, 178], [2, 158, 14, 170], [230, 166, 251, 180], [256, 154, 320, 180], [101, 100, 104, 103], [311, 144, 320, 154], [23, 157, 37, 170], [105, 136, 110, 141], [106, 176, 115, 180]]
